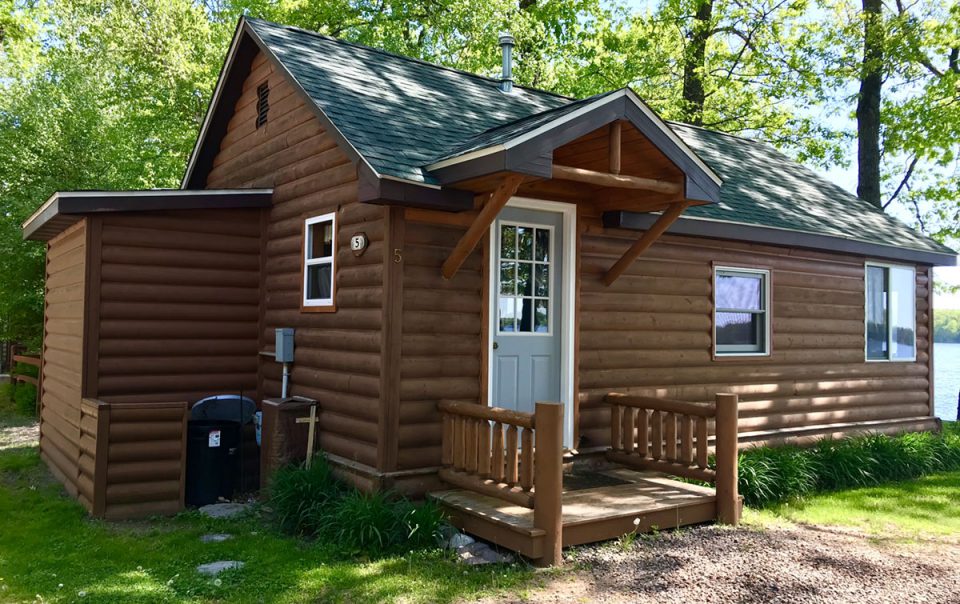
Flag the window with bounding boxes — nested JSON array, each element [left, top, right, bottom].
[[714, 267, 770, 356], [866, 263, 916, 361], [497, 223, 552, 334], [256, 82, 269, 128], [303, 213, 335, 309]]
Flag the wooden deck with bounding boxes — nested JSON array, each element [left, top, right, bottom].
[[430, 468, 719, 560]]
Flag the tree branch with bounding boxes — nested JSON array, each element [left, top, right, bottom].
[[883, 155, 919, 209]]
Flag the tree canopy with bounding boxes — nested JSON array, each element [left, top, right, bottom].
[[1, 0, 958, 344]]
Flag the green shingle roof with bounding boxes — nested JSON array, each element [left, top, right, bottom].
[[246, 18, 954, 259]]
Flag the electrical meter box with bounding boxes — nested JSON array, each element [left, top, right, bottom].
[[275, 328, 295, 362]]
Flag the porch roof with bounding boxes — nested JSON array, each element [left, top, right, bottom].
[[22, 189, 273, 242]]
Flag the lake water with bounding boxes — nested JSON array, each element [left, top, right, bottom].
[[935, 342, 960, 421]]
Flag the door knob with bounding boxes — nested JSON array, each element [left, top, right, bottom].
[[493, 342, 499, 350]]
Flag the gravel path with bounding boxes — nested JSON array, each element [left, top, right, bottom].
[[478, 524, 960, 604], [0, 418, 39, 451]]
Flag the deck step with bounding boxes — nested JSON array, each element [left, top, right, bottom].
[[430, 469, 719, 557]]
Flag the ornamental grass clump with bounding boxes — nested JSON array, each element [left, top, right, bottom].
[[268, 455, 445, 556], [736, 423, 960, 508]]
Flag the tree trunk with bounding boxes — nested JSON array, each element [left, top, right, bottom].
[[681, 0, 714, 126], [856, 0, 883, 208]]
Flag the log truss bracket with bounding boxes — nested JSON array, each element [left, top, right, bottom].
[[441, 173, 525, 280], [603, 201, 691, 286]]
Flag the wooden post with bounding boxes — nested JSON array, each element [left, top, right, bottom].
[[92, 401, 111, 517], [441, 173, 524, 279], [714, 393, 740, 525], [533, 401, 564, 567], [609, 121, 622, 175], [295, 404, 320, 469], [603, 202, 690, 286]]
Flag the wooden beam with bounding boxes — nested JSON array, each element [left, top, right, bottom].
[[552, 164, 681, 195], [441, 173, 524, 280], [603, 202, 691, 286], [609, 122, 622, 175]]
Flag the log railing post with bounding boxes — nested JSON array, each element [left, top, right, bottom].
[[714, 393, 740, 525], [533, 401, 563, 567]]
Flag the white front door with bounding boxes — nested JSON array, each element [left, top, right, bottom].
[[488, 198, 576, 447]]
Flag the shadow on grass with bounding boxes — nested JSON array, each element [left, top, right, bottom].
[[0, 443, 531, 604]]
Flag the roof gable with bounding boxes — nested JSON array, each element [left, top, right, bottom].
[[246, 18, 569, 185], [425, 89, 722, 204]]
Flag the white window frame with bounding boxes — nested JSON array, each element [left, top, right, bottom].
[[864, 261, 917, 362], [302, 212, 336, 309], [713, 266, 771, 357], [495, 220, 556, 337]]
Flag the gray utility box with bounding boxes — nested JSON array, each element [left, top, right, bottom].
[[275, 328, 295, 362]]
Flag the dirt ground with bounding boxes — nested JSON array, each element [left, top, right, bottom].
[[477, 524, 960, 604]]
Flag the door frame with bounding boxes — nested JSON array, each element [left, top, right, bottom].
[[486, 196, 577, 447]]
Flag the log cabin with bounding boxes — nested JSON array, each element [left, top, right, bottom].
[[21, 18, 956, 563]]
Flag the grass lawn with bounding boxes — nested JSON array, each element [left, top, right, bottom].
[[755, 422, 960, 538], [754, 470, 960, 538], [0, 403, 535, 603]]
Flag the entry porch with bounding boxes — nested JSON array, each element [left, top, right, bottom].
[[428, 393, 741, 566]]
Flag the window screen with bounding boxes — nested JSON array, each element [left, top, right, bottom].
[[303, 213, 335, 308], [715, 268, 769, 355], [866, 264, 915, 361]]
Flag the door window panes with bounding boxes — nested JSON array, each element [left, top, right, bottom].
[[498, 223, 552, 334]]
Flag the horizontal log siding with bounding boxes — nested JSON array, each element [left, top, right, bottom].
[[101, 402, 188, 519], [578, 225, 933, 447], [205, 51, 383, 468], [40, 220, 88, 505], [397, 219, 484, 470], [96, 209, 261, 404]]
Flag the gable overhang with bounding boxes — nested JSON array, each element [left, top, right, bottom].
[[424, 89, 723, 204], [605, 211, 958, 267], [23, 189, 273, 242]]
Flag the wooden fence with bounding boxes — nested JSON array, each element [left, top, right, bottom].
[[605, 392, 740, 524], [11, 354, 41, 412], [11, 354, 41, 385], [438, 400, 564, 565]]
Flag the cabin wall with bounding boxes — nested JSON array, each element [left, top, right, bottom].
[[396, 216, 485, 473], [204, 50, 387, 474], [39, 219, 88, 507], [392, 208, 936, 479], [577, 223, 935, 447], [93, 209, 262, 404]]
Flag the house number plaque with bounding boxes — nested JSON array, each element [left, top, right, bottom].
[[350, 233, 368, 256]]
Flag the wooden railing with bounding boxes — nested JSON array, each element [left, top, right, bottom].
[[439, 399, 564, 565], [605, 392, 740, 525]]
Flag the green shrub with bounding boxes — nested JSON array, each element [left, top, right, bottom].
[[267, 454, 445, 556], [268, 454, 345, 536], [13, 383, 37, 416], [736, 426, 960, 508], [737, 445, 818, 508]]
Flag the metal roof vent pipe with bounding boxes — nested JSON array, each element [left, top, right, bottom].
[[498, 33, 515, 93]]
